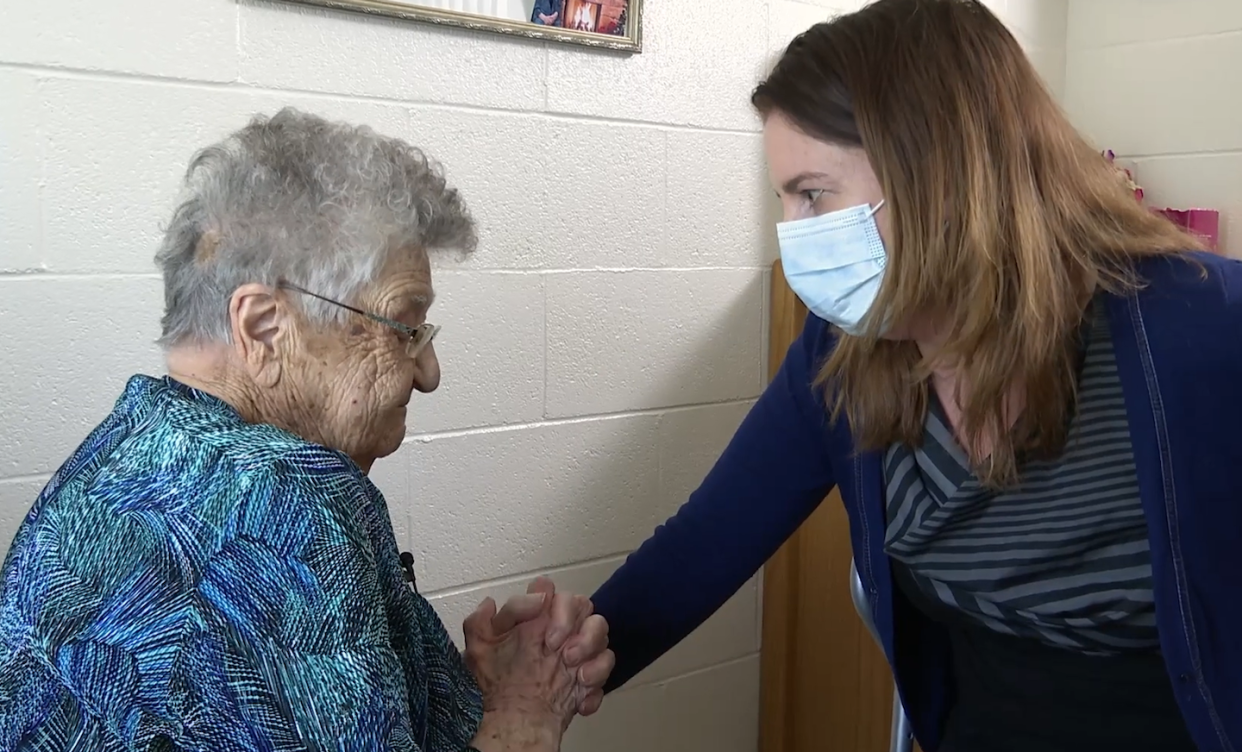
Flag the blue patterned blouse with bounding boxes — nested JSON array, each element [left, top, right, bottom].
[[0, 375, 483, 751]]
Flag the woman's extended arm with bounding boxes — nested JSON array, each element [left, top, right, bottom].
[[591, 317, 839, 690]]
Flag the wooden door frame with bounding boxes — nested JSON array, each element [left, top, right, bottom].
[[758, 260, 903, 752], [758, 259, 810, 752]]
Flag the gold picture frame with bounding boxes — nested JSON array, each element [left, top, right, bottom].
[[276, 0, 643, 53]]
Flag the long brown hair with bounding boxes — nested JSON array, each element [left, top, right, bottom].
[[752, 0, 1202, 486]]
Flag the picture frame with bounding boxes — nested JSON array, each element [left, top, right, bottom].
[[275, 0, 643, 53]]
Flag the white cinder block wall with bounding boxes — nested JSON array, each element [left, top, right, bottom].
[[0, 0, 1058, 749], [1065, 1, 1242, 258]]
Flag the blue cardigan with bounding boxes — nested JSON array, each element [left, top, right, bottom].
[[592, 252, 1242, 752]]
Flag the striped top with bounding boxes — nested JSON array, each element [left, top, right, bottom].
[[882, 301, 1158, 654]]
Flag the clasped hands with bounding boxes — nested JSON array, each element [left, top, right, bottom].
[[463, 576, 614, 745]]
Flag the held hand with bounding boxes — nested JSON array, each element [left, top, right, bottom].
[[464, 591, 578, 730], [524, 578, 614, 717], [476, 578, 615, 718]]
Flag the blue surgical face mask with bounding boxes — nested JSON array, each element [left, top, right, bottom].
[[776, 199, 887, 336]]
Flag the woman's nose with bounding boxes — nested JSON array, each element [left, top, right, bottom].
[[412, 342, 440, 393]]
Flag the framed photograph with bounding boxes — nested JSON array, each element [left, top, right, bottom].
[[277, 0, 642, 53]]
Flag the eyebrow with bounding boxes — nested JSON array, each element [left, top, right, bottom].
[[781, 171, 836, 194]]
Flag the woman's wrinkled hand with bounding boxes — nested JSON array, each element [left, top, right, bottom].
[[463, 577, 615, 732], [464, 588, 578, 732], [523, 577, 614, 717]]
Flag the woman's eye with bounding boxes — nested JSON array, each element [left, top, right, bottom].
[[802, 189, 825, 205]]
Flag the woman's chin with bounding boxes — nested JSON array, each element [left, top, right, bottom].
[[380, 412, 408, 453]]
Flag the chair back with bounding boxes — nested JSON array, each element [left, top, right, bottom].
[[849, 559, 880, 640], [849, 559, 917, 752]]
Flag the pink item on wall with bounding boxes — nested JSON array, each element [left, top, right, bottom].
[[1154, 208, 1221, 253], [1101, 150, 1222, 253], [1103, 149, 1144, 203]]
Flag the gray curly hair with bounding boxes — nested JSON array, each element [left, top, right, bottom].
[[155, 107, 477, 347]]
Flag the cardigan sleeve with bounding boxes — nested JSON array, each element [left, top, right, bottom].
[[591, 316, 840, 690]]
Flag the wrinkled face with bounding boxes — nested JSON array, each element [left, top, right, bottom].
[[281, 249, 439, 468]]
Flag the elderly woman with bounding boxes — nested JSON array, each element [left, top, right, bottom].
[[584, 1, 1242, 751], [0, 108, 612, 751]]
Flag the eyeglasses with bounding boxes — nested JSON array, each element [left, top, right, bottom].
[[277, 281, 440, 359]]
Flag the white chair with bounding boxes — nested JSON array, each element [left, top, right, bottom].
[[849, 560, 916, 752]]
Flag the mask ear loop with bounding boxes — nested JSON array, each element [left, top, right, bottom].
[[866, 199, 886, 219]]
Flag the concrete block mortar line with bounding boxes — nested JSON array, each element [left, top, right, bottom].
[[765, 0, 772, 60], [402, 396, 759, 444], [540, 39, 550, 112], [541, 272, 550, 420], [1072, 27, 1242, 52], [0, 61, 763, 137], [234, 2, 244, 85], [1124, 148, 1242, 161], [0, 272, 161, 281], [34, 74, 47, 270], [0, 268, 769, 281], [1, 398, 757, 484], [615, 651, 761, 694], [0, 473, 51, 487], [533, 266, 770, 275], [661, 128, 670, 250], [421, 551, 629, 599]]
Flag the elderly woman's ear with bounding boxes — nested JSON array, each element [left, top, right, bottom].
[[5, 108, 628, 752], [228, 282, 287, 388]]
